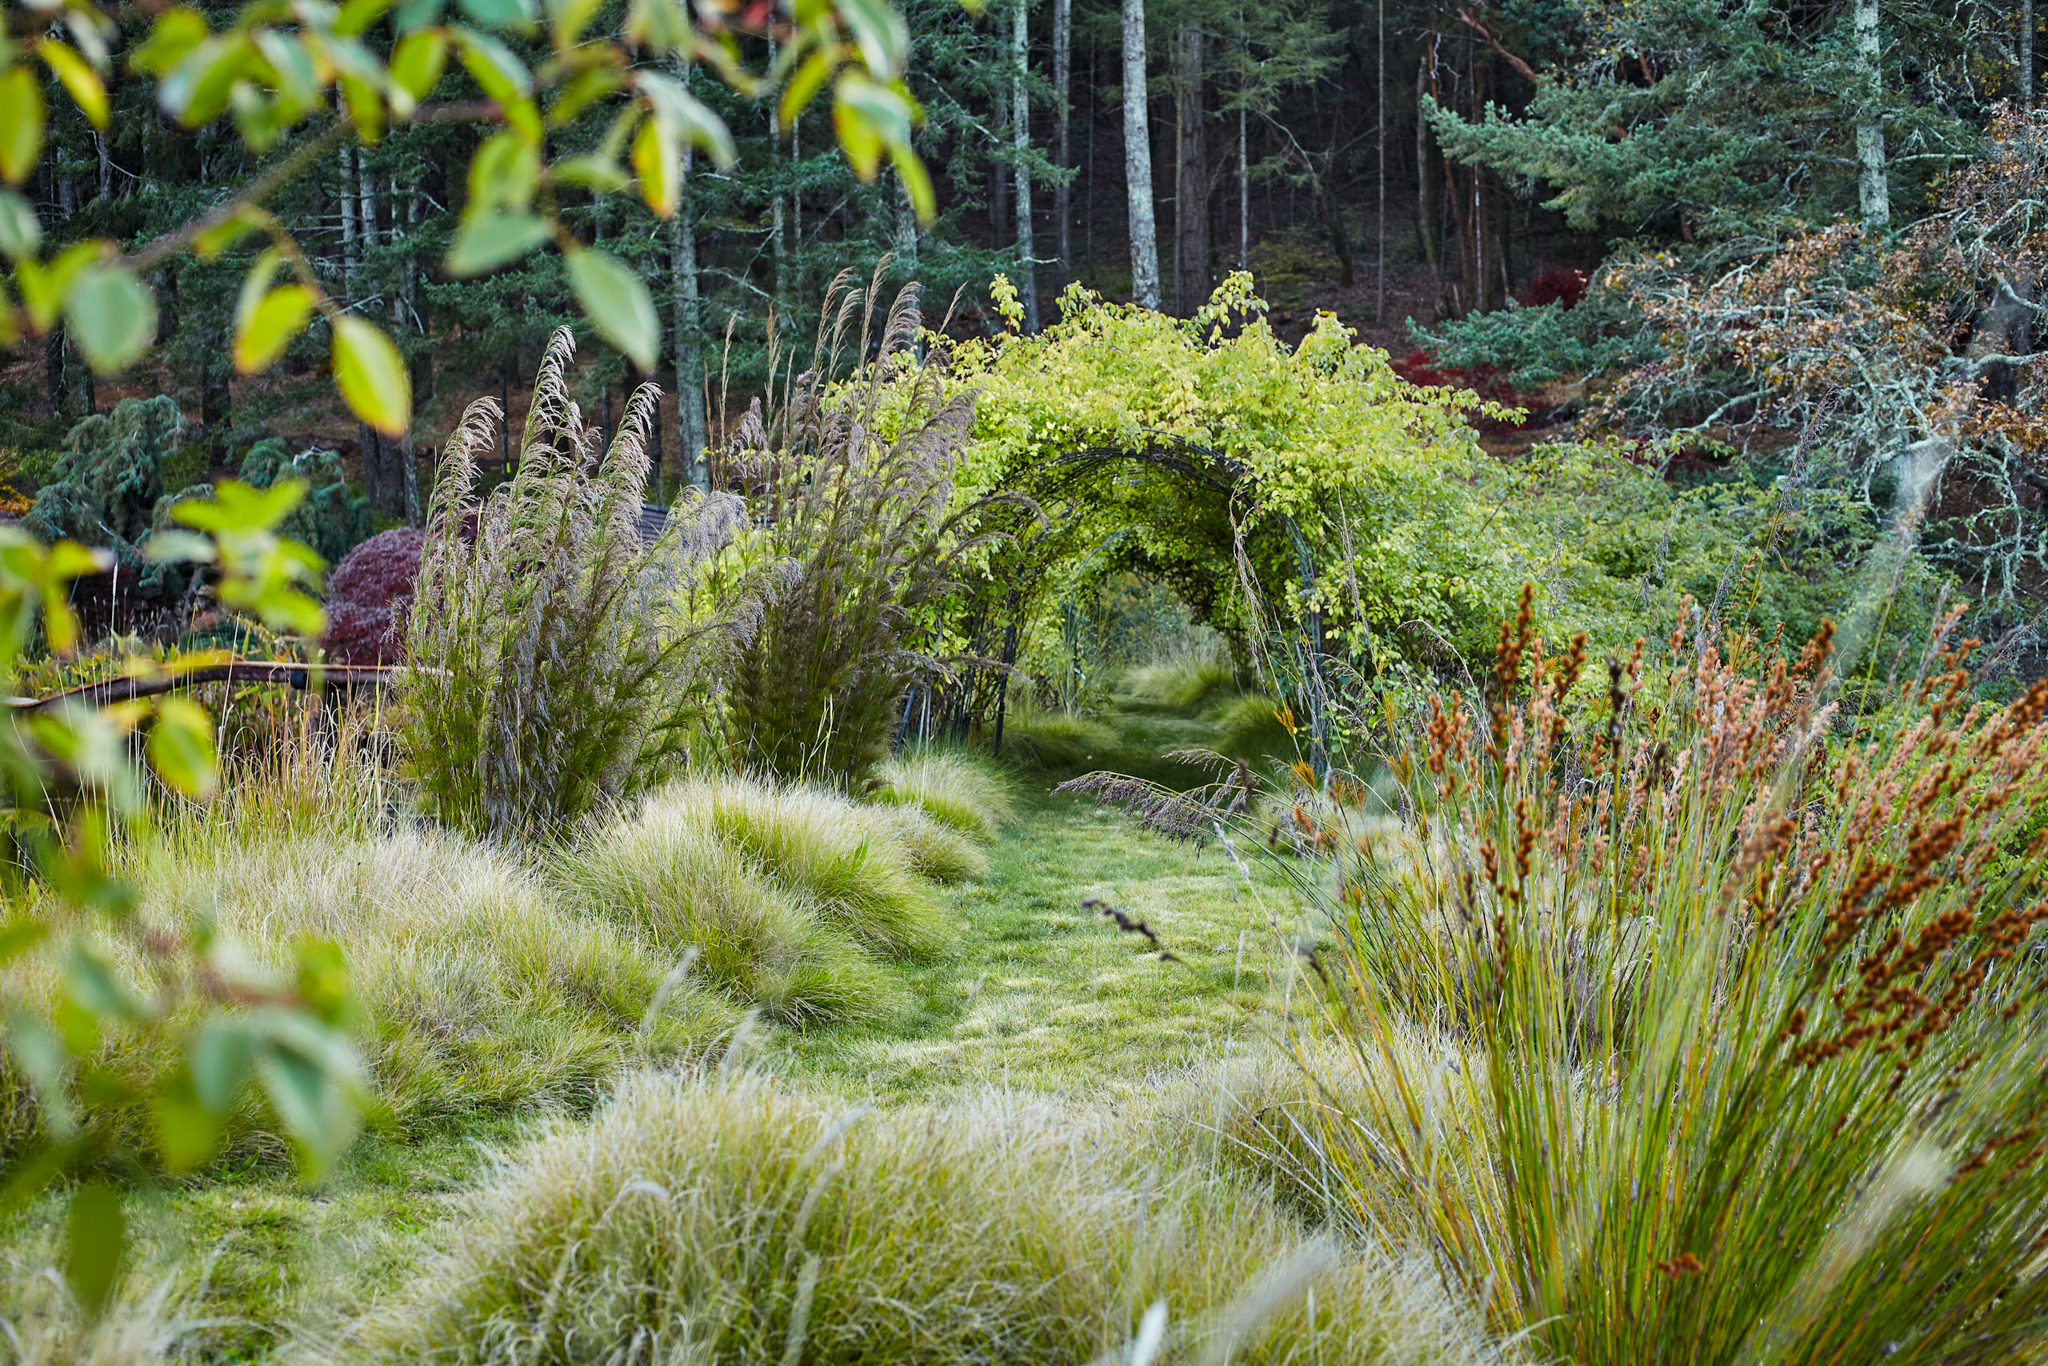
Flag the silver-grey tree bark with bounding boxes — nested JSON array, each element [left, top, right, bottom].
[[1013, 0, 1039, 330], [1853, 0, 1889, 227], [2024, 0, 2035, 110], [671, 150, 707, 491], [1121, 0, 1161, 309], [1052, 0, 1072, 289]]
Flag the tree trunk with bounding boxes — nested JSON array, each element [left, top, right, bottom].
[[1416, 42, 1440, 277], [1375, 0, 1386, 321], [1122, 0, 1161, 309], [1173, 23, 1209, 315], [2025, 0, 2035, 109], [1013, 0, 1040, 331], [1853, 0, 1889, 227], [338, 146, 359, 296], [1238, 103, 1249, 269], [670, 182, 707, 491], [894, 171, 921, 272], [1052, 0, 1072, 291]]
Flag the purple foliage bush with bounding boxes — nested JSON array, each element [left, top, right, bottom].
[[323, 527, 424, 665]]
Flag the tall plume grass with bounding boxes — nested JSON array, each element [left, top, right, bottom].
[[714, 266, 1005, 789], [1285, 595, 2048, 1364], [397, 328, 751, 840]]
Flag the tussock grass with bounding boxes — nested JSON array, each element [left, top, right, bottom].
[[556, 807, 905, 1028], [860, 802, 990, 883], [341, 1069, 1503, 1366], [1124, 649, 1244, 713], [995, 699, 1119, 771], [870, 747, 1016, 842], [1, 827, 737, 1163], [1207, 692, 1297, 764], [651, 776, 949, 960]]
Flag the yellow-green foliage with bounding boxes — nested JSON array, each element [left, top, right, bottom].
[[342, 1070, 1503, 1366], [0, 828, 738, 1163], [1209, 692, 1298, 764], [870, 748, 1017, 842], [919, 276, 1531, 653]]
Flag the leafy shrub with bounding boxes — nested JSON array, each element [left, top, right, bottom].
[[995, 699, 1119, 771], [557, 804, 904, 1028], [1518, 265, 1588, 309], [321, 527, 425, 665], [397, 330, 750, 840], [717, 281, 988, 789], [1291, 608, 2048, 1364], [344, 1070, 1498, 1366], [1123, 648, 1244, 713], [650, 775, 948, 960], [869, 748, 1017, 842], [1, 826, 737, 1163]]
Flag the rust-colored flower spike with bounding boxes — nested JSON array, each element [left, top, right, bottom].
[[1795, 619, 1837, 679]]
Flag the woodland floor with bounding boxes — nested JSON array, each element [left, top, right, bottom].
[[10, 694, 1316, 1363]]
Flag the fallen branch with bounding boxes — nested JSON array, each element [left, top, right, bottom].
[[12, 662, 409, 712]]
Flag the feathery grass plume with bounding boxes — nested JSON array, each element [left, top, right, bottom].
[[647, 775, 949, 959], [0, 827, 737, 1164], [995, 697, 1120, 771], [396, 328, 752, 841], [1283, 604, 2048, 1365], [1124, 647, 1246, 714], [555, 802, 905, 1027], [334, 1069, 1507, 1366], [1058, 748, 1257, 847], [870, 746, 1017, 841], [713, 265, 1012, 790]]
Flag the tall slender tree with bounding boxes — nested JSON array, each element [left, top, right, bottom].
[[1013, 0, 1040, 330], [671, 152, 707, 491], [1052, 0, 1073, 289], [1123, 0, 1163, 309], [1173, 22, 1210, 313], [1854, 0, 1889, 226]]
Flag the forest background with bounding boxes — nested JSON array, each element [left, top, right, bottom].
[[1, 0, 2045, 677]]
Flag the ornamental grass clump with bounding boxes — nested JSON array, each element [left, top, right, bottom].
[[339, 1069, 1502, 1366], [0, 826, 737, 1165], [647, 775, 949, 960], [555, 803, 905, 1028], [1292, 591, 2048, 1365], [716, 272, 1004, 790], [397, 328, 750, 841], [870, 746, 1017, 842]]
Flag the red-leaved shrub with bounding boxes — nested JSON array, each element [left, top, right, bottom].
[[322, 527, 424, 665], [1519, 265, 1588, 310]]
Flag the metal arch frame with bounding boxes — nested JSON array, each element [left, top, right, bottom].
[[942, 429, 1335, 770]]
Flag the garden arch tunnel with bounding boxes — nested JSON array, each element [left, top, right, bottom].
[[911, 432, 1341, 766]]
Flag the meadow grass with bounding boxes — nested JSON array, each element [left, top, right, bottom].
[[332, 1068, 1500, 1366], [1, 824, 740, 1167], [869, 746, 1017, 841], [992, 698, 1121, 772], [646, 774, 951, 960], [1123, 648, 1245, 713], [556, 799, 906, 1027]]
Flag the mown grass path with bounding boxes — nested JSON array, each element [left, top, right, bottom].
[[774, 778, 1301, 1099]]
